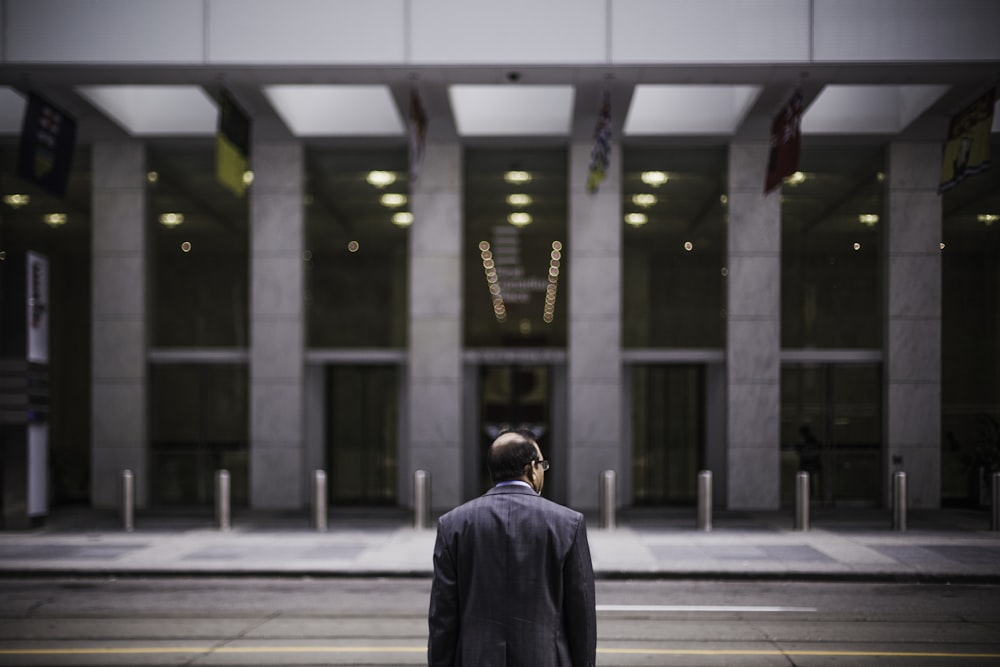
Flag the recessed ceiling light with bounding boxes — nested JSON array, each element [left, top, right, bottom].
[[784, 171, 806, 185], [508, 212, 532, 227], [625, 213, 648, 227], [367, 171, 396, 188], [3, 193, 29, 208], [505, 171, 532, 185], [392, 212, 413, 227], [43, 213, 67, 227], [380, 193, 407, 208], [146, 171, 158, 184], [507, 194, 532, 206], [858, 214, 879, 226], [640, 171, 668, 187], [977, 213, 998, 225], [159, 212, 184, 227], [632, 194, 657, 208]]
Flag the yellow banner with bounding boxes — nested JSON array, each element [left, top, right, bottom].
[[939, 88, 994, 194]]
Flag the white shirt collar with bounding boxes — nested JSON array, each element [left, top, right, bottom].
[[495, 480, 535, 493]]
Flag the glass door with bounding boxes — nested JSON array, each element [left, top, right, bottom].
[[781, 363, 882, 507], [476, 364, 551, 496], [631, 364, 705, 505], [325, 365, 398, 505]]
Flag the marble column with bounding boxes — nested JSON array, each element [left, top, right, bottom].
[[885, 142, 941, 509], [249, 142, 305, 509], [567, 140, 623, 512], [91, 142, 147, 508], [727, 141, 781, 510], [407, 142, 463, 512]]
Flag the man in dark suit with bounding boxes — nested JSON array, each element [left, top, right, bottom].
[[428, 429, 597, 666]]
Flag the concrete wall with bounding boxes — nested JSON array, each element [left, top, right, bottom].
[[5, 0, 998, 65]]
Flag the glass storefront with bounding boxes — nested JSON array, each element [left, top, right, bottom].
[[623, 146, 726, 349], [942, 138, 1000, 506], [305, 147, 408, 348], [779, 144, 885, 506], [464, 148, 568, 348], [148, 142, 249, 348], [622, 146, 724, 505], [781, 144, 883, 349], [147, 141, 249, 506]]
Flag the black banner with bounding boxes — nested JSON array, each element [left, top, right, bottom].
[[18, 92, 77, 197]]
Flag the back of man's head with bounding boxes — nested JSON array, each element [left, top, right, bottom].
[[487, 430, 538, 483]]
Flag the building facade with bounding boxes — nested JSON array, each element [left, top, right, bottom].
[[0, 0, 998, 519]]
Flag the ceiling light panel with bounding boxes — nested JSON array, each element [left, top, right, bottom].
[[77, 85, 217, 135], [624, 85, 761, 135], [449, 85, 574, 136], [802, 85, 950, 134], [263, 85, 404, 136]]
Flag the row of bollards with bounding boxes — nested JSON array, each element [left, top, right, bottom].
[[120, 468, 1000, 533]]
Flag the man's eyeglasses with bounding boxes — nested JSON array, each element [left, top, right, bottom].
[[533, 459, 550, 471]]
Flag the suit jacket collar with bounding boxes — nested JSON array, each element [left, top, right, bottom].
[[487, 483, 537, 497]]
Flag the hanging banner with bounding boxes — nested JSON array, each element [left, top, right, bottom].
[[938, 87, 994, 194], [18, 92, 77, 197]]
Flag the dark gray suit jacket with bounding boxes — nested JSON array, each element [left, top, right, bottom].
[[428, 484, 597, 667]]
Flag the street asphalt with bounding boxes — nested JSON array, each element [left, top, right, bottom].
[[1, 506, 998, 582]]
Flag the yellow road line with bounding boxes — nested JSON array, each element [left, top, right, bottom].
[[1, 646, 999, 659]]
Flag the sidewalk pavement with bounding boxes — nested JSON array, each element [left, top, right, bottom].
[[1, 507, 998, 582]]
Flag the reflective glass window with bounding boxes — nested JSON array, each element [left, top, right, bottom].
[[305, 148, 408, 348], [464, 148, 568, 348], [0, 143, 92, 503], [780, 363, 882, 507], [148, 142, 249, 347], [149, 363, 249, 507], [781, 145, 883, 349], [942, 137, 1000, 506], [622, 147, 726, 348]]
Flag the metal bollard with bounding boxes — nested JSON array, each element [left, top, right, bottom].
[[215, 469, 231, 531], [121, 469, 135, 533], [992, 472, 999, 532], [697, 470, 712, 532], [313, 470, 327, 532], [599, 470, 617, 530], [795, 471, 810, 531], [892, 471, 907, 532], [413, 470, 430, 530]]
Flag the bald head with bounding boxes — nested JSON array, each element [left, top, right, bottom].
[[487, 430, 540, 483]]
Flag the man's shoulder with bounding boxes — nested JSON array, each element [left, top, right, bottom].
[[439, 491, 583, 524]]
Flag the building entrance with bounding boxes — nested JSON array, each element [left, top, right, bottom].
[[780, 363, 882, 507], [324, 365, 398, 505], [466, 363, 566, 502], [631, 364, 706, 505]]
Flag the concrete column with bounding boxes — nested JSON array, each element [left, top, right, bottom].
[[91, 142, 147, 509], [568, 140, 622, 512], [408, 142, 463, 511], [727, 142, 781, 510], [885, 142, 941, 509], [249, 142, 304, 509]]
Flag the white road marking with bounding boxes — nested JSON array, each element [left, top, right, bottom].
[[596, 604, 817, 613]]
